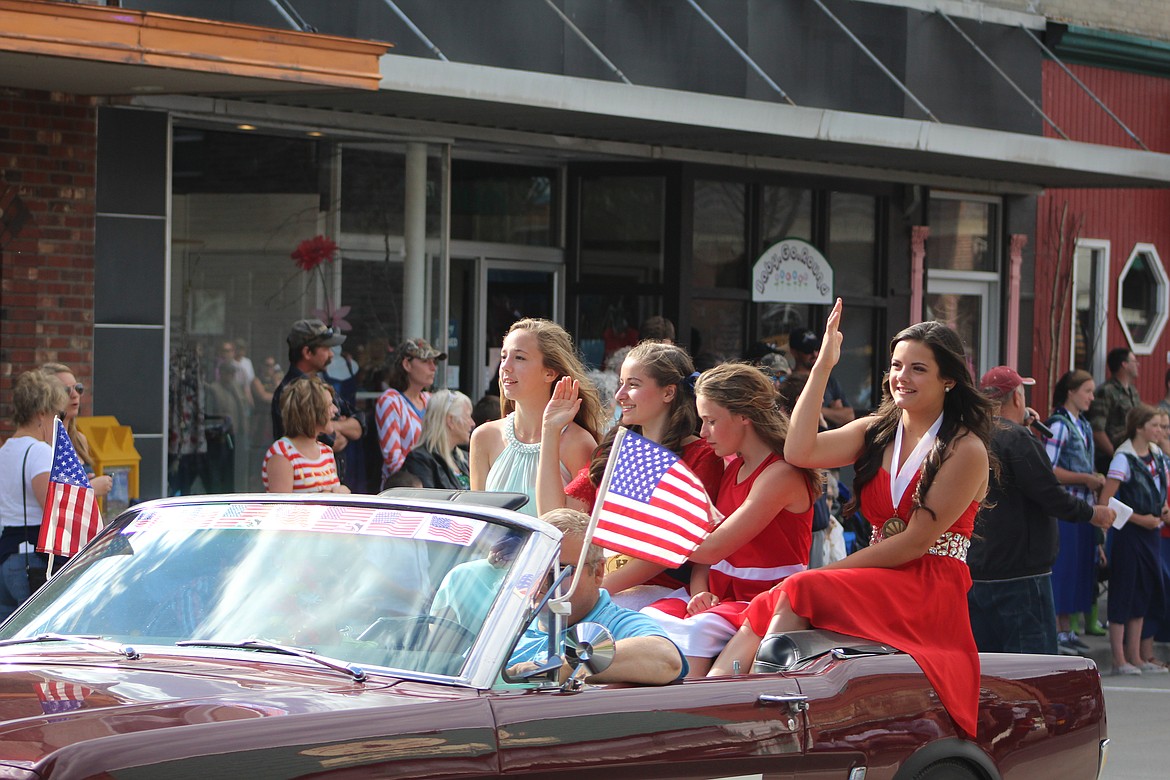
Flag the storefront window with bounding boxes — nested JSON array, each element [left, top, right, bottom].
[[761, 186, 812, 246], [579, 176, 664, 285], [450, 160, 555, 246], [828, 192, 877, 298], [1118, 244, 1168, 354], [693, 180, 746, 288], [689, 297, 747, 368], [926, 195, 998, 272]]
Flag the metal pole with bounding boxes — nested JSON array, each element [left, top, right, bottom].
[[684, 0, 794, 105], [543, 0, 631, 85], [811, 0, 939, 122], [382, 0, 449, 62], [262, 0, 304, 31], [1020, 24, 1149, 151], [936, 10, 1068, 140]]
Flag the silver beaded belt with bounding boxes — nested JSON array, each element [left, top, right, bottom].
[[869, 528, 970, 563]]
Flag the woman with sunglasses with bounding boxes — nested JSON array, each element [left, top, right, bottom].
[[41, 362, 113, 500]]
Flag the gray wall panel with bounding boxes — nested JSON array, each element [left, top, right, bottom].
[[94, 216, 166, 324], [94, 327, 165, 435], [96, 108, 168, 216]]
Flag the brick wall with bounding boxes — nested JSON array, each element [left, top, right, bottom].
[[0, 88, 99, 438]]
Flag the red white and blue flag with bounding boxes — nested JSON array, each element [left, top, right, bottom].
[[592, 429, 714, 568], [36, 681, 89, 715], [38, 418, 102, 558], [417, 514, 480, 546]]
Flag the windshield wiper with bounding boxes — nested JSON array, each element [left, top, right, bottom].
[[0, 633, 140, 660], [175, 639, 367, 683]]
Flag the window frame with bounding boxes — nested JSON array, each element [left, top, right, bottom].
[[1116, 242, 1168, 356]]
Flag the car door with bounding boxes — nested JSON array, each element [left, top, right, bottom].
[[491, 674, 807, 779]]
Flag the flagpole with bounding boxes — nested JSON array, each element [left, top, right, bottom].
[[550, 426, 628, 610]]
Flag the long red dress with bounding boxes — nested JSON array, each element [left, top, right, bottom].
[[742, 467, 981, 738], [641, 453, 814, 658]]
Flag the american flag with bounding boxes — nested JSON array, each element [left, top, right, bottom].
[[593, 429, 714, 568], [417, 515, 478, 545], [311, 505, 369, 533], [38, 418, 102, 558], [36, 681, 88, 715], [365, 510, 424, 538]]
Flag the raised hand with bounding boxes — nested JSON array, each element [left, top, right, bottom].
[[816, 297, 844, 369], [543, 376, 582, 433]]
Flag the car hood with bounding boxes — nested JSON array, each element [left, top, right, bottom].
[[0, 649, 444, 764]]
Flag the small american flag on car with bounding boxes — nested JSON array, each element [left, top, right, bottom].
[[417, 515, 479, 545], [38, 418, 102, 558], [592, 428, 714, 568]]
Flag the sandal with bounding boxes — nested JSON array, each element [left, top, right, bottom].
[[1141, 659, 1170, 673], [1113, 663, 1142, 676]]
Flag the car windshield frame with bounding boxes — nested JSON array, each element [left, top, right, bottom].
[[0, 494, 561, 690]]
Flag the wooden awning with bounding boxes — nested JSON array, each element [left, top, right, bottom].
[[0, 0, 387, 95]]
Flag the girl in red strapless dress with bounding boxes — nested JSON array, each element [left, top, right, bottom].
[[709, 301, 995, 740]]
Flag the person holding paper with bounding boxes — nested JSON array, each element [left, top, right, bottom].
[[1099, 404, 1170, 676], [966, 366, 1114, 655], [710, 304, 991, 739]]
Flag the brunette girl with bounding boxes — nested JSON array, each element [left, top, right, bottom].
[[1099, 404, 1170, 675], [263, 376, 350, 494], [1045, 369, 1106, 652], [710, 300, 992, 740], [535, 340, 724, 602]]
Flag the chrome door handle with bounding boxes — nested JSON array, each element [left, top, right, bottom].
[[758, 693, 809, 712]]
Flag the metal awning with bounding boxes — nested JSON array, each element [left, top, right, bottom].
[[263, 55, 1167, 191]]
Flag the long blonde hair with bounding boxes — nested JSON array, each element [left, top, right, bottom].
[[500, 318, 604, 441], [40, 362, 91, 465]]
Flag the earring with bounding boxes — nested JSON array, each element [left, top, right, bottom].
[[945, 385, 952, 393]]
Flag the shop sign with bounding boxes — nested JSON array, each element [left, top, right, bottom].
[[751, 239, 833, 304]]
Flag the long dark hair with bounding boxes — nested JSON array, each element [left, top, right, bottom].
[[847, 321, 996, 520], [587, 340, 699, 486]]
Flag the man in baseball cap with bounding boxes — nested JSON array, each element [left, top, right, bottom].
[[272, 318, 361, 449], [979, 366, 1035, 401], [969, 364, 1113, 656], [787, 326, 854, 428]]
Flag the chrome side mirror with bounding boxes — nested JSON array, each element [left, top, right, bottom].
[[562, 621, 614, 688]]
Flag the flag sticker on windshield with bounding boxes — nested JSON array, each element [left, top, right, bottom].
[[124, 503, 485, 546]]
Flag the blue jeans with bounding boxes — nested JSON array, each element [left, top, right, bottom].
[[0, 551, 47, 622], [967, 574, 1058, 654]]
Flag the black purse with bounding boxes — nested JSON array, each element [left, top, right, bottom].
[[21, 446, 47, 594]]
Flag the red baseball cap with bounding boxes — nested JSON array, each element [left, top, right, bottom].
[[979, 366, 1035, 400]]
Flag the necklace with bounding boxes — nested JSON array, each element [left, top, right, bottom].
[[884, 412, 944, 538]]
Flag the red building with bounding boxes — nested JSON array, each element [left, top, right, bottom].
[[1036, 27, 1170, 408]]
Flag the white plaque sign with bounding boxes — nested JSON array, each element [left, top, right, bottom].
[[751, 238, 834, 304]]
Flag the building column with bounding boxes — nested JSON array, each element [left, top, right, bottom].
[[910, 225, 929, 325], [403, 142, 427, 338], [1006, 233, 1027, 368]]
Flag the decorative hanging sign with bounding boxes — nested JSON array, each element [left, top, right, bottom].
[[751, 238, 834, 304]]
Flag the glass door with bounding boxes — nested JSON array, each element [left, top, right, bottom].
[[924, 275, 998, 380]]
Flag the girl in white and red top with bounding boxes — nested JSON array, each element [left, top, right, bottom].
[[374, 338, 444, 489], [263, 376, 350, 494]]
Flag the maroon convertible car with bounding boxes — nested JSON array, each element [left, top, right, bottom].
[[0, 492, 1107, 779]]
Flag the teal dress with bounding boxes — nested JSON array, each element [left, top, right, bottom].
[[485, 413, 569, 516]]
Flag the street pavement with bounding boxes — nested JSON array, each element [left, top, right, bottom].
[[1069, 615, 1170, 779]]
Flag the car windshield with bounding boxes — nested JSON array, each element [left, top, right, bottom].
[[0, 500, 534, 678]]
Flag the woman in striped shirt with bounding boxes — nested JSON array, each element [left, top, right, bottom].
[[263, 376, 350, 494]]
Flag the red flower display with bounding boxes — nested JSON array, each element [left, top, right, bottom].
[[291, 235, 338, 272]]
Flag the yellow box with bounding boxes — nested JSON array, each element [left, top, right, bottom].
[[75, 416, 141, 517]]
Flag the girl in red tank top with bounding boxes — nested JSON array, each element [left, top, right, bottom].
[[641, 362, 821, 676], [710, 301, 995, 740]]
